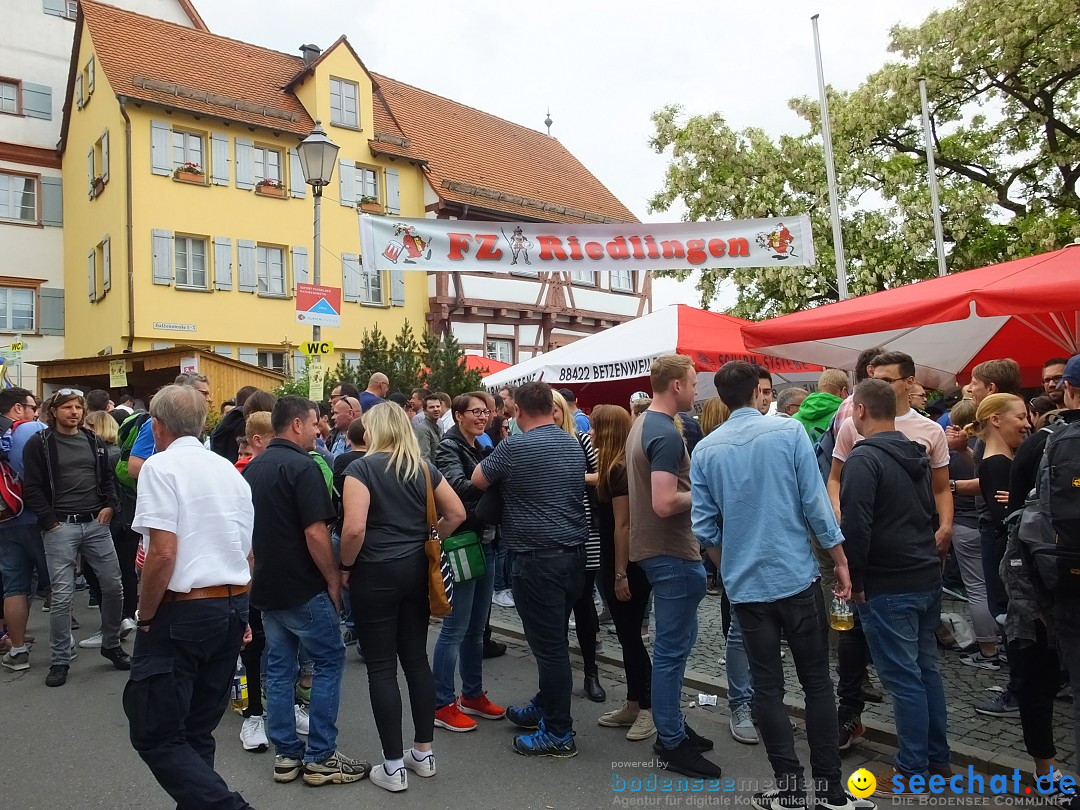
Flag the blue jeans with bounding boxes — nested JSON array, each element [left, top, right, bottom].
[[0, 523, 48, 596], [493, 545, 510, 592], [262, 591, 345, 763], [637, 555, 706, 749], [726, 611, 753, 710], [510, 545, 586, 737], [432, 543, 496, 707], [857, 588, 950, 776], [123, 594, 251, 809]]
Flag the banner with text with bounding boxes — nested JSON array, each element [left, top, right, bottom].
[[359, 215, 814, 274]]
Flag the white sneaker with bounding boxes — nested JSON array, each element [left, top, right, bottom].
[[294, 704, 310, 736], [120, 618, 137, 639], [492, 590, 515, 608], [78, 632, 103, 649], [404, 749, 436, 778], [568, 617, 576, 630], [240, 715, 268, 752], [371, 762, 408, 792], [69, 636, 79, 659]]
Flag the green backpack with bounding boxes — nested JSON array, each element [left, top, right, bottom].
[[115, 412, 151, 491], [309, 450, 334, 495]]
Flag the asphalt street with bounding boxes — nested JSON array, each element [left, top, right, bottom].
[[0, 597, 1021, 809]]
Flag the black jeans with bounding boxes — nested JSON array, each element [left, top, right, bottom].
[[735, 584, 843, 803], [123, 594, 251, 810], [599, 555, 652, 709], [511, 545, 586, 736], [572, 570, 599, 677], [241, 608, 265, 718], [836, 612, 869, 716], [353, 550, 435, 760], [980, 527, 1008, 619], [1008, 623, 1060, 760], [1054, 597, 1080, 770]]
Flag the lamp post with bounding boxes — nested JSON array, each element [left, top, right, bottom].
[[296, 121, 340, 343]]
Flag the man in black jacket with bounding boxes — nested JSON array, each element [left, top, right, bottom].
[[840, 379, 950, 794], [22, 389, 128, 687]]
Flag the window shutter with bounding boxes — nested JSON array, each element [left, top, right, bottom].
[[88, 250, 97, 302], [87, 57, 95, 94], [292, 350, 305, 380], [102, 237, 111, 292], [342, 253, 360, 302], [152, 229, 174, 286], [21, 82, 52, 120], [237, 239, 257, 292], [238, 347, 258, 366], [234, 138, 255, 190], [87, 148, 94, 198], [39, 287, 64, 335], [41, 176, 63, 226], [75, 72, 83, 109], [338, 159, 356, 208], [213, 236, 232, 291], [150, 120, 171, 176], [210, 134, 230, 186], [214, 346, 233, 358], [288, 148, 306, 198], [100, 129, 109, 182], [291, 246, 308, 294], [385, 167, 401, 214], [390, 266, 405, 306], [43, 0, 67, 16]]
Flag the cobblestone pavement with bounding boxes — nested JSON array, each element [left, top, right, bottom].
[[491, 587, 1075, 772]]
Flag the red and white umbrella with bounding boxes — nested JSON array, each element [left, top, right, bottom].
[[741, 243, 1080, 389]]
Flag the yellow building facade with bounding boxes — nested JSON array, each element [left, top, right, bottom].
[[61, 2, 428, 377]]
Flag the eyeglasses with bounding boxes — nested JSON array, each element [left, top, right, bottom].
[[876, 377, 904, 385], [462, 408, 492, 417], [22, 401, 39, 411], [55, 388, 84, 397], [910, 392, 927, 399], [1043, 374, 1064, 385]]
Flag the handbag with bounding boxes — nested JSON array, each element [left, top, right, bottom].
[[422, 464, 454, 617], [443, 529, 487, 583]]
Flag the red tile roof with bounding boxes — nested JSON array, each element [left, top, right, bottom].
[[72, 2, 636, 224]]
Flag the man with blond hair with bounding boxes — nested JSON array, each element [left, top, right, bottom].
[[626, 355, 721, 779], [793, 369, 849, 441]]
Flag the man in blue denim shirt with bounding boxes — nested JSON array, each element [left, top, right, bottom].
[[691, 362, 866, 810]]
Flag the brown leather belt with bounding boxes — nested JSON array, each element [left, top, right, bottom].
[[163, 583, 249, 602]]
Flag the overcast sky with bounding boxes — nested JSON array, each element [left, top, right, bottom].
[[201, 0, 948, 311]]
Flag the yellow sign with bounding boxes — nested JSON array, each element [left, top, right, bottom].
[[8, 341, 24, 353], [308, 356, 326, 402], [300, 341, 334, 356], [109, 359, 128, 388], [847, 769, 876, 799]]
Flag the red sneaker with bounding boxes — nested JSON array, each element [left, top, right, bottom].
[[459, 692, 506, 720], [434, 702, 477, 732]]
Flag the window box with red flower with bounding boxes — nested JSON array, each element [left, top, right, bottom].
[[173, 162, 206, 185], [255, 178, 286, 198]]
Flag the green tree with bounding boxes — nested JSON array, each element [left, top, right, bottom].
[[649, 0, 1080, 319], [420, 331, 484, 396], [386, 320, 423, 394]]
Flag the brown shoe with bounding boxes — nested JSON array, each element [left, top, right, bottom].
[[873, 765, 920, 797], [930, 763, 953, 778]]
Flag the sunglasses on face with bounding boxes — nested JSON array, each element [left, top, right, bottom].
[[23, 401, 39, 411]]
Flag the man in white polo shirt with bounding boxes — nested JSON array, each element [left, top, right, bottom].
[[122, 384, 255, 810]]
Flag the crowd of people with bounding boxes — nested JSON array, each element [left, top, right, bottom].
[[0, 348, 1077, 810]]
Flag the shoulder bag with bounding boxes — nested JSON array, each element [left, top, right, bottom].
[[423, 464, 455, 617]]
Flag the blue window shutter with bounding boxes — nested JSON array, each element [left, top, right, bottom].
[[21, 82, 52, 120], [211, 134, 230, 186], [152, 229, 174, 285], [238, 347, 257, 366], [342, 253, 360, 302], [338, 159, 356, 208], [214, 346, 233, 358], [390, 266, 405, 306], [100, 129, 109, 183], [75, 72, 83, 109], [102, 237, 111, 292], [41, 176, 63, 226], [235, 139, 255, 190], [87, 57, 95, 95], [291, 246, 308, 294], [151, 120, 171, 176], [385, 167, 401, 215], [288, 148, 306, 198], [237, 240, 257, 292], [43, 0, 66, 16], [213, 236, 232, 291], [39, 287, 64, 335], [87, 148, 94, 198], [87, 250, 97, 302]]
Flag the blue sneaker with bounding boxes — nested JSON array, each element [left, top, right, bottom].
[[512, 722, 577, 758], [505, 701, 543, 729]]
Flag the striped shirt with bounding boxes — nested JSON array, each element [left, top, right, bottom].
[[479, 423, 587, 553], [578, 431, 601, 571]]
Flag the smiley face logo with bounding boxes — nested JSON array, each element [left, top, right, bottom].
[[848, 768, 876, 798]]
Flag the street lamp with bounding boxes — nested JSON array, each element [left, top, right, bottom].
[[296, 120, 339, 343]]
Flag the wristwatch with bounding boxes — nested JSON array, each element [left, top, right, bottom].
[[135, 609, 153, 627], [949, 479, 957, 494], [614, 572, 628, 581]]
